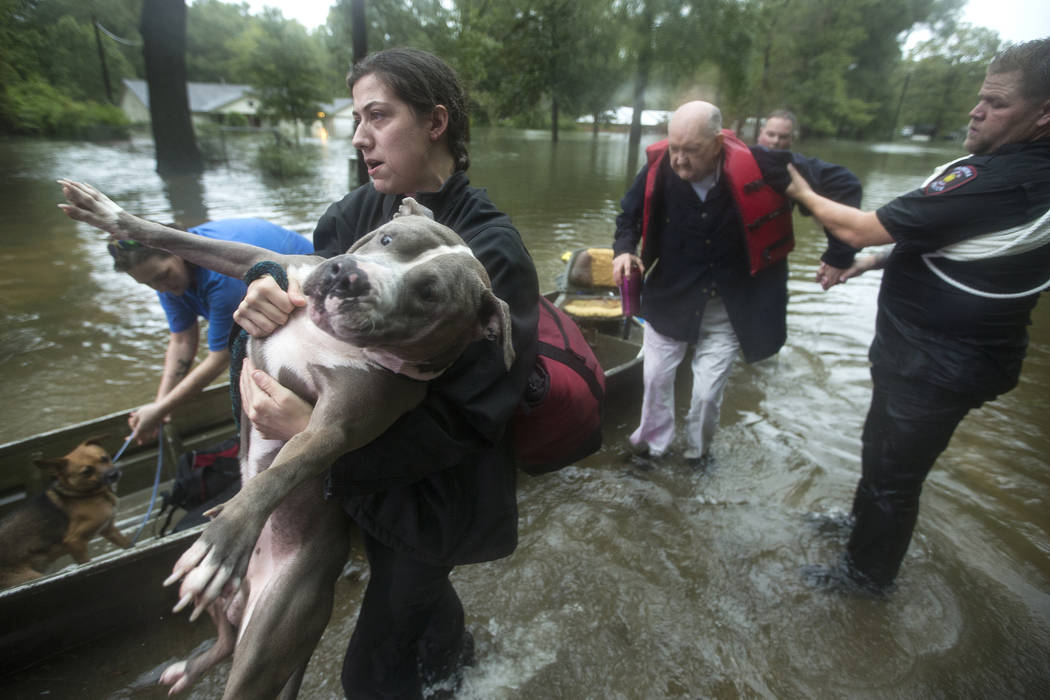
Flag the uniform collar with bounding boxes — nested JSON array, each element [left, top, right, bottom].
[[986, 138, 1050, 156]]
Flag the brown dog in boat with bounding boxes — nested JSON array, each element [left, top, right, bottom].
[[0, 436, 133, 588]]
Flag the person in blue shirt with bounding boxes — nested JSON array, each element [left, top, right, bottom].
[[106, 218, 313, 443]]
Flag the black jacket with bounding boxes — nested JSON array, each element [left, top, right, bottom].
[[873, 138, 1050, 399], [316, 171, 539, 565], [613, 146, 862, 362]]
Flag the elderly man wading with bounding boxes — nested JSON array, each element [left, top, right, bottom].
[[611, 101, 861, 470]]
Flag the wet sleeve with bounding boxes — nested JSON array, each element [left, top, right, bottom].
[[613, 166, 649, 256], [790, 153, 863, 268]]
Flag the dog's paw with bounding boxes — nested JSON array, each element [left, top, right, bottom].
[[166, 513, 259, 620], [57, 179, 127, 234], [159, 660, 188, 694]]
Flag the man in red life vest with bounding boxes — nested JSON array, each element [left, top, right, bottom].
[[612, 101, 861, 469]]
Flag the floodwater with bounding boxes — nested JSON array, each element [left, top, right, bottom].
[[1, 128, 1048, 698]]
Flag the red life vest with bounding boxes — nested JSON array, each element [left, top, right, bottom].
[[641, 129, 794, 276]]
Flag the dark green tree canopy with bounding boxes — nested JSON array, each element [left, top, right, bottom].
[[0, 0, 1001, 142]]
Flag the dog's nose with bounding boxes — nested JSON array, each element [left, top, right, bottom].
[[104, 468, 122, 484], [324, 261, 370, 298]]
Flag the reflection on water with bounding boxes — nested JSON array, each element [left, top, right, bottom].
[[1, 131, 1048, 698]]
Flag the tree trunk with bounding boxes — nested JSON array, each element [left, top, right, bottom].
[[752, 40, 772, 143], [140, 0, 202, 177], [627, 7, 653, 177], [352, 0, 369, 187], [551, 97, 559, 144]]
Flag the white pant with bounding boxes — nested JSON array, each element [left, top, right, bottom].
[[630, 297, 741, 459]]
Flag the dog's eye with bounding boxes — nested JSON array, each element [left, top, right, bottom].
[[81, 467, 94, 476], [380, 234, 393, 246]]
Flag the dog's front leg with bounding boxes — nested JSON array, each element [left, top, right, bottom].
[[167, 369, 426, 620], [57, 179, 321, 280], [101, 522, 133, 549]]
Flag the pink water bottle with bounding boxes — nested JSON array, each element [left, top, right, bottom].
[[619, 265, 641, 339]]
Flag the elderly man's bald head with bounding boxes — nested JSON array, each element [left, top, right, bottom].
[[666, 101, 724, 182], [669, 101, 723, 139]]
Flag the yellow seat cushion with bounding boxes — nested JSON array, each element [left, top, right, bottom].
[[567, 248, 617, 289], [562, 297, 623, 318]]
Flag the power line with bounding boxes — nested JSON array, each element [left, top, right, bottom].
[[94, 20, 142, 47]]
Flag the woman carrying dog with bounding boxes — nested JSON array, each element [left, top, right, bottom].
[[234, 48, 539, 698]]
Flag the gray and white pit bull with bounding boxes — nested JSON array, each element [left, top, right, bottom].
[[58, 179, 514, 698]]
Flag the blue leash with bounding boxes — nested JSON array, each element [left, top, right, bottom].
[[111, 427, 165, 545]]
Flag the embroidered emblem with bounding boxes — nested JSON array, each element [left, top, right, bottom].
[[924, 164, 977, 195]]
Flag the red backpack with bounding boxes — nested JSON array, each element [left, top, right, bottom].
[[513, 297, 606, 474]]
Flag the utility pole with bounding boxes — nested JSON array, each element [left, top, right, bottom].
[[92, 15, 114, 104], [352, 0, 369, 187], [889, 72, 911, 142]]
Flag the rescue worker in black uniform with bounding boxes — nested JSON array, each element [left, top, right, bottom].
[[786, 37, 1050, 593]]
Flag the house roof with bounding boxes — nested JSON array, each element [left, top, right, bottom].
[[320, 97, 354, 117], [122, 79, 254, 112]]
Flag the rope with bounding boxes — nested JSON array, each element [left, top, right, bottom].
[[919, 157, 1050, 299], [109, 428, 162, 545], [129, 425, 164, 544]]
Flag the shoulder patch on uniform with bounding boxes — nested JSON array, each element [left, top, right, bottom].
[[924, 164, 977, 195]]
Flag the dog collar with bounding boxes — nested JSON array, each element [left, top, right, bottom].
[[363, 349, 447, 382], [49, 482, 114, 500]]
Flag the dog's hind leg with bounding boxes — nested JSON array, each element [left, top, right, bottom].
[[221, 494, 352, 699], [159, 600, 238, 694], [278, 663, 309, 700]]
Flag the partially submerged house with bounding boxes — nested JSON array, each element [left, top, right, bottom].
[[316, 97, 355, 137], [121, 79, 357, 139], [120, 79, 261, 126], [577, 106, 672, 133]]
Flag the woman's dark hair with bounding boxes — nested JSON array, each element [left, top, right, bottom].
[[107, 239, 173, 273], [348, 48, 471, 172]]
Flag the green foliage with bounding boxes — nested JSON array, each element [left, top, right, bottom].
[[256, 140, 317, 178], [193, 121, 231, 164], [229, 10, 330, 135], [1, 0, 138, 136], [897, 24, 1001, 139], [0, 0, 1005, 144], [186, 0, 255, 82], [7, 76, 129, 139]]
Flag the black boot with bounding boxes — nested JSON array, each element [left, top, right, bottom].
[[844, 482, 920, 590]]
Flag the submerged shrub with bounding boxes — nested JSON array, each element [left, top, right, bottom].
[[256, 140, 315, 178]]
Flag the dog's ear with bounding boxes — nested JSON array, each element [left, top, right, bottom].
[[34, 457, 67, 477], [477, 289, 515, 370], [394, 197, 435, 220], [82, 434, 111, 448]]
